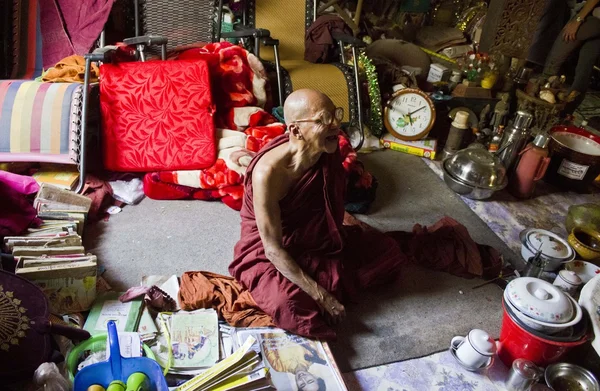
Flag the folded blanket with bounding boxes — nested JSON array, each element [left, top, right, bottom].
[[41, 55, 100, 83], [177, 42, 269, 111]]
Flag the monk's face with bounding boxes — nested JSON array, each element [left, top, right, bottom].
[[295, 370, 320, 391], [296, 106, 341, 154], [286, 90, 341, 154]]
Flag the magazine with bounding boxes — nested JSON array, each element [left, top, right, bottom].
[[231, 328, 347, 391], [171, 310, 219, 368]]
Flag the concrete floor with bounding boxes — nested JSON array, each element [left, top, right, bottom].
[[84, 150, 517, 370]]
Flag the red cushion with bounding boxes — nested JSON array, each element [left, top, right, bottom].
[[100, 60, 217, 171]]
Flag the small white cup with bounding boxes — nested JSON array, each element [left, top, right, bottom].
[[451, 329, 496, 369], [553, 270, 582, 297]]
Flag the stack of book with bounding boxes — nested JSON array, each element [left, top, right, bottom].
[[4, 184, 98, 315], [32, 166, 80, 191], [177, 336, 271, 391]]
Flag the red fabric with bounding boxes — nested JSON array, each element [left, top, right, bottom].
[[388, 217, 502, 279], [219, 107, 277, 130], [229, 134, 407, 339], [100, 59, 217, 172], [177, 42, 269, 111], [143, 172, 244, 211]]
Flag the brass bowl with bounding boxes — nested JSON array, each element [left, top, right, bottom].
[[568, 227, 600, 261]]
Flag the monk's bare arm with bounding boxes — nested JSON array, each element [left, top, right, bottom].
[[252, 165, 325, 303]]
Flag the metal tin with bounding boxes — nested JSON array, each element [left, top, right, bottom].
[[505, 359, 541, 391], [498, 111, 534, 171]]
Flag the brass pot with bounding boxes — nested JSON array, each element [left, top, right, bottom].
[[568, 227, 600, 261]]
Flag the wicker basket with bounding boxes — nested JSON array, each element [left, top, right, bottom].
[[516, 89, 566, 134]]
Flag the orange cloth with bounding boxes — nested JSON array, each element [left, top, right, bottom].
[[41, 55, 99, 83], [178, 271, 275, 328]]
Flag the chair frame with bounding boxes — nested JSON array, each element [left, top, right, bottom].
[[243, 0, 366, 149]]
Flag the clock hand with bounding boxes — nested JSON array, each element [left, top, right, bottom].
[[408, 106, 426, 116]]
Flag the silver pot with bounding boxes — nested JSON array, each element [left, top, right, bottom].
[[442, 146, 508, 200], [443, 160, 507, 200], [545, 363, 599, 391], [444, 145, 507, 188]]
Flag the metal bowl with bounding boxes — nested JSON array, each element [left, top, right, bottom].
[[545, 363, 599, 391], [444, 146, 507, 189], [443, 161, 507, 200]]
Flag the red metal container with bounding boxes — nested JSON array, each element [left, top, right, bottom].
[[498, 300, 588, 367]]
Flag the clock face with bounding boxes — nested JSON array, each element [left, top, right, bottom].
[[384, 89, 435, 141]]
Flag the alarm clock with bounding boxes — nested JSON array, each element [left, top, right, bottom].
[[384, 88, 436, 141]]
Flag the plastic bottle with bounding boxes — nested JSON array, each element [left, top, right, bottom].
[[508, 133, 551, 198], [442, 111, 470, 159]]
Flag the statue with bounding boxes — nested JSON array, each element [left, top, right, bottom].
[[491, 94, 509, 128]]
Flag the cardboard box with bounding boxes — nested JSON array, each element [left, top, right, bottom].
[[380, 134, 438, 160], [427, 63, 451, 83]]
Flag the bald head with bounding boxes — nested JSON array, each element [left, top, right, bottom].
[[283, 89, 335, 124]]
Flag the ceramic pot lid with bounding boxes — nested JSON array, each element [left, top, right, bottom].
[[467, 329, 496, 356], [524, 229, 572, 259], [506, 277, 574, 323], [559, 270, 582, 286]]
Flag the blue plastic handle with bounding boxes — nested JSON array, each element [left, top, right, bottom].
[[107, 321, 123, 381]]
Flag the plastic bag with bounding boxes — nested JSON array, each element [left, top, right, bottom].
[[109, 178, 145, 205], [34, 362, 71, 391]]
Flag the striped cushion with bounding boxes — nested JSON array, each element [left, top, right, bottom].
[[0, 81, 82, 164]]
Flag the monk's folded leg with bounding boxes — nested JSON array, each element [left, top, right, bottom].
[[343, 224, 408, 289], [247, 265, 337, 339]]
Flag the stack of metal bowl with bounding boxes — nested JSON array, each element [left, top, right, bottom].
[[442, 146, 508, 200]]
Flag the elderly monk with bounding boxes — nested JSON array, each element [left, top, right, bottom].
[[229, 89, 406, 339]]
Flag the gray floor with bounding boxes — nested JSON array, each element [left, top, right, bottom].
[[84, 150, 517, 371]]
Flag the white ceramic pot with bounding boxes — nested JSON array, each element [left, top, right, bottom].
[[451, 329, 496, 369], [520, 229, 575, 271], [503, 290, 583, 335], [506, 277, 574, 323]]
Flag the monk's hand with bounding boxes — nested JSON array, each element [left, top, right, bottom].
[[563, 19, 581, 42], [314, 285, 346, 325]]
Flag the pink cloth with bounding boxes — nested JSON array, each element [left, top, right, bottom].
[[39, 0, 115, 68], [0, 172, 41, 236], [0, 171, 39, 194]]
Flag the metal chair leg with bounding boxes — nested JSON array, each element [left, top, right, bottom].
[[75, 58, 92, 194], [273, 44, 283, 106], [339, 41, 346, 64], [351, 46, 364, 151], [134, 0, 140, 36]]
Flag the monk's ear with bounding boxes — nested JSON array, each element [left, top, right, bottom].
[[289, 123, 303, 140]]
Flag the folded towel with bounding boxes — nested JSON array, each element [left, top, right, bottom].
[[41, 55, 99, 83]]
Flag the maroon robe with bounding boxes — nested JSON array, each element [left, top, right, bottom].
[[229, 134, 406, 339]]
